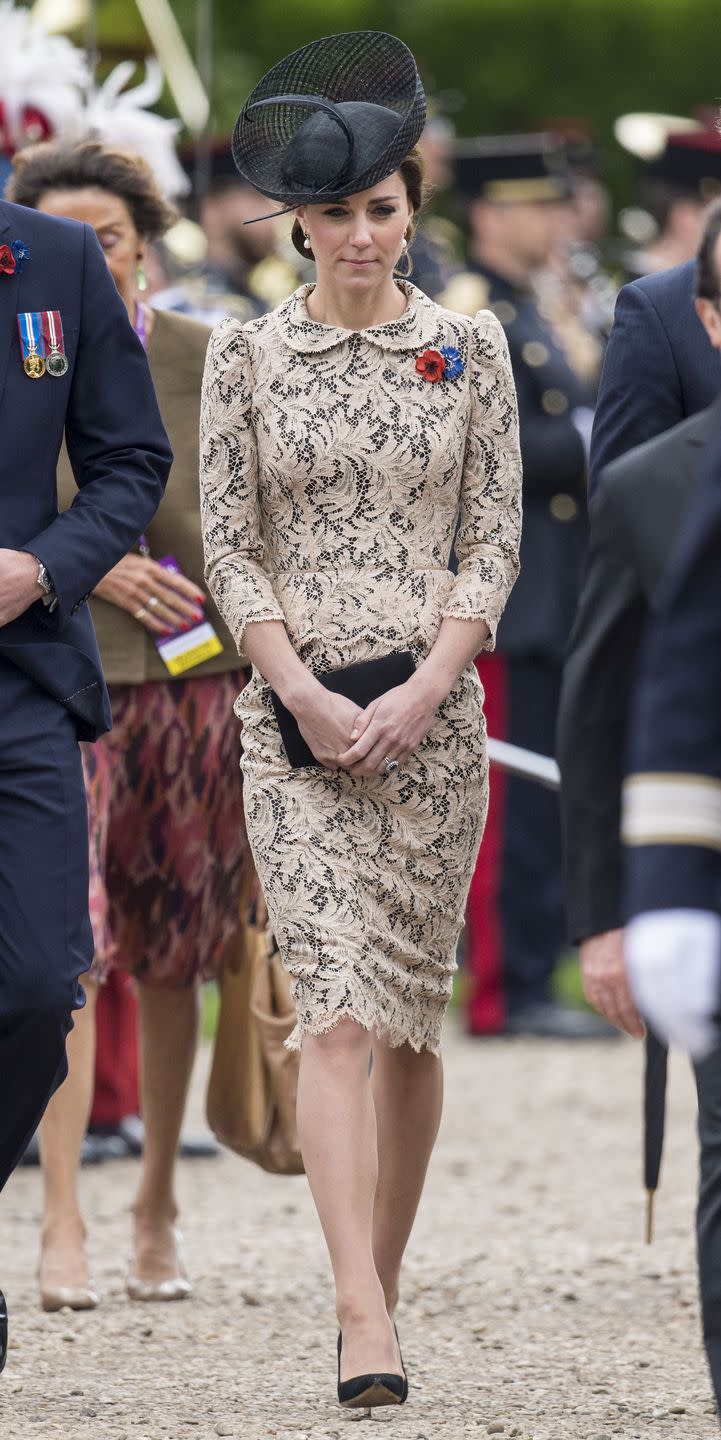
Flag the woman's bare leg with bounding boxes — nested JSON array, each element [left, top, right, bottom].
[[296, 1017, 400, 1381], [38, 979, 98, 1303], [371, 1038, 443, 1317], [130, 982, 199, 1291]]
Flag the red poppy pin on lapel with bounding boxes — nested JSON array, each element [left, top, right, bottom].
[[0, 239, 30, 276], [415, 345, 464, 383]]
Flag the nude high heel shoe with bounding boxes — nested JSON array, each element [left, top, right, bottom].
[[126, 1225, 192, 1302], [38, 1235, 99, 1313]]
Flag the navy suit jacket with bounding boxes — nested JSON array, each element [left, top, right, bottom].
[[589, 259, 721, 498], [0, 200, 172, 738], [624, 422, 721, 919]]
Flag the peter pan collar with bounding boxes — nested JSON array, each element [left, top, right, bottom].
[[277, 281, 441, 354]]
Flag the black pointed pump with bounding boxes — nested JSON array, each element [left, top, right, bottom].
[[336, 1331, 407, 1409]]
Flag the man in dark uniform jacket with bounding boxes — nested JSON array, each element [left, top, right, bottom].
[[451, 135, 607, 1038], [559, 201, 721, 1414], [622, 426, 721, 1414], [589, 129, 721, 497], [623, 428, 721, 1044], [0, 197, 171, 1367]]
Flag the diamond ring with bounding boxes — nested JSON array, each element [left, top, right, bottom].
[[148, 595, 160, 609], [384, 757, 399, 775]]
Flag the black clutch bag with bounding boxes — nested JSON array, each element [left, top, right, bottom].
[[269, 650, 416, 770]]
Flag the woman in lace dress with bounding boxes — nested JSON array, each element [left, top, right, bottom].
[[200, 32, 521, 1409]]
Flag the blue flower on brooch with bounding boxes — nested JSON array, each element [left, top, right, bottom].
[[440, 345, 464, 380], [10, 239, 30, 273]]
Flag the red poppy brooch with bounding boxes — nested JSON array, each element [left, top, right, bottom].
[[415, 345, 464, 383], [0, 239, 30, 276]]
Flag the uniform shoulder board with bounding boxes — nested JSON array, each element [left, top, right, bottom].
[[436, 272, 490, 318]]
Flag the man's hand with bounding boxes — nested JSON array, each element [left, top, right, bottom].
[[625, 909, 721, 1059], [580, 928, 645, 1039], [0, 549, 45, 626]]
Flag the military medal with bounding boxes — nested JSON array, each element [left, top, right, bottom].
[[42, 310, 69, 378], [17, 311, 46, 379]]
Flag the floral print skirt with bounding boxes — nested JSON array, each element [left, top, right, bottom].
[[81, 670, 247, 988]]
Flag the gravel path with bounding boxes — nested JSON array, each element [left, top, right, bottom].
[[1, 1025, 717, 1440]]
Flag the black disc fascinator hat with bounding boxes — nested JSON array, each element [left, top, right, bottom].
[[232, 31, 426, 216]]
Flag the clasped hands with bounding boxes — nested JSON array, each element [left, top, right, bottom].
[[294, 671, 444, 777]]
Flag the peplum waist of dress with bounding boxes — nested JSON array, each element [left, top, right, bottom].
[[269, 564, 455, 669]]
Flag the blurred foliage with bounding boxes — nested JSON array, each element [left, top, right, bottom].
[[39, 0, 721, 204]]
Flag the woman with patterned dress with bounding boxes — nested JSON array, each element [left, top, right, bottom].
[[201, 33, 521, 1409]]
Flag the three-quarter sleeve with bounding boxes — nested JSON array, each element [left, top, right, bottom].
[[442, 309, 522, 647], [200, 318, 285, 652]]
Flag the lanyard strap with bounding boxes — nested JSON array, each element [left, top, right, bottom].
[[134, 302, 147, 349]]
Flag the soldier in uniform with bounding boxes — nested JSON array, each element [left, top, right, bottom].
[[446, 135, 610, 1037], [615, 117, 721, 281], [621, 422, 721, 1415], [158, 140, 301, 324], [623, 426, 721, 1061], [410, 112, 463, 299]]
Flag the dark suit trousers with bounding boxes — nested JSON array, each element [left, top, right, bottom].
[[695, 1044, 721, 1414], [0, 657, 91, 1192], [499, 656, 567, 1009]]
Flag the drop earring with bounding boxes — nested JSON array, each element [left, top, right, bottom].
[[303, 233, 311, 250], [136, 261, 147, 292], [402, 235, 408, 249]]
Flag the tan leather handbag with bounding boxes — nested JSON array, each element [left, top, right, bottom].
[[206, 864, 304, 1176]]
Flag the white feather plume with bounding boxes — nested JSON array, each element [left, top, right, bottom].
[[0, 1, 88, 152], [84, 60, 190, 198]]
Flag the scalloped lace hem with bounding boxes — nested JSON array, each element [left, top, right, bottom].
[[285, 1005, 443, 1057]]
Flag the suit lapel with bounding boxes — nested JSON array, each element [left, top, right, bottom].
[[0, 207, 20, 412]]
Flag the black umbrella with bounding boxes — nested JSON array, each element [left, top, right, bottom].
[[644, 1027, 669, 1243]]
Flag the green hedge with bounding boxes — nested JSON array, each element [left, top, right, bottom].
[[91, 0, 721, 205]]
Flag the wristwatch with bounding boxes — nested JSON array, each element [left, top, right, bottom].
[[31, 556, 58, 612]]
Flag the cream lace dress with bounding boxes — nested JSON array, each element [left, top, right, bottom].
[[200, 281, 521, 1053]]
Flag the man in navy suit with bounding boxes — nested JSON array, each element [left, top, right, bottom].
[[590, 130, 721, 496], [590, 258, 721, 496], [0, 195, 171, 1368]]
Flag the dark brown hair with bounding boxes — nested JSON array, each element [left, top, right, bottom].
[[290, 145, 428, 260], [7, 140, 178, 241], [697, 196, 721, 300]]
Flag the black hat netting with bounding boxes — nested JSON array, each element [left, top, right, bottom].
[[232, 31, 426, 205]]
